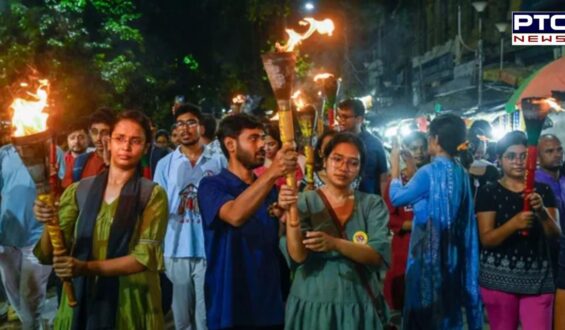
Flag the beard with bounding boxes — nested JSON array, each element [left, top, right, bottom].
[[181, 136, 200, 147], [70, 145, 87, 154], [236, 147, 265, 170]]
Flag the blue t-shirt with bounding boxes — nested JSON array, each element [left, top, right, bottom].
[[154, 145, 224, 258], [0, 144, 65, 247], [198, 169, 284, 330], [358, 129, 388, 195]]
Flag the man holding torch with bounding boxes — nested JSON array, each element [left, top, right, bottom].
[[198, 113, 297, 330], [0, 141, 65, 329]]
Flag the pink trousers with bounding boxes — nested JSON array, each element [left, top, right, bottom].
[[480, 287, 554, 330]]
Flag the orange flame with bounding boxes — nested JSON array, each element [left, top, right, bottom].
[[276, 17, 335, 52], [11, 79, 50, 137], [532, 97, 564, 113], [291, 90, 306, 110], [232, 94, 246, 104], [313, 73, 334, 82]]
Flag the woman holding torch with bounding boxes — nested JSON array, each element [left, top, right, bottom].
[[278, 132, 390, 329], [32, 110, 168, 329], [476, 131, 561, 330]]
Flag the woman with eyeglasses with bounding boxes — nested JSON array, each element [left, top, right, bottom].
[[32, 110, 168, 329], [277, 132, 390, 329], [389, 113, 482, 329], [476, 131, 561, 330]]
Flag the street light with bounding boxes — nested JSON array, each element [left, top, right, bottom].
[[472, 1, 488, 110], [495, 22, 510, 72], [304, 2, 315, 11]]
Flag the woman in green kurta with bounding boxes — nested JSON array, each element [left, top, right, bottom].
[[33, 110, 168, 329], [278, 132, 390, 330]]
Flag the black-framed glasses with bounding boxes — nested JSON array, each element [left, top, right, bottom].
[[175, 119, 199, 128]]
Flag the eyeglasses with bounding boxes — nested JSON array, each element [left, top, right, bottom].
[[328, 155, 360, 171], [111, 135, 145, 147], [90, 128, 110, 137], [503, 152, 527, 162], [336, 113, 357, 122], [175, 119, 199, 128]]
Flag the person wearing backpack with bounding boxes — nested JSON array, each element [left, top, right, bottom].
[[33, 110, 168, 329]]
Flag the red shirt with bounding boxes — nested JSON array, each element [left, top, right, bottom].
[[383, 172, 413, 310], [61, 152, 106, 188]]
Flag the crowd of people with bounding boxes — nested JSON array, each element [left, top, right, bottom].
[[0, 97, 564, 330]]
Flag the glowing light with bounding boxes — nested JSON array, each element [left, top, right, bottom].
[[232, 94, 246, 104], [400, 124, 412, 137], [357, 95, 373, 110], [492, 126, 507, 141], [385, 127, 397, 138], [291, 90, 306, 110], [313, 73, 334, 82], [304, 2, 315, 11], [11, 79, 50, 137], [276, 17, 335, 52]]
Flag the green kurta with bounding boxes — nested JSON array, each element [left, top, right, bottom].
[[280, 190, 390, 330], [34, 182, 169, 330]]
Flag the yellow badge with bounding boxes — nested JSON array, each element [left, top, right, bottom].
[[352, 231, 368, 245]]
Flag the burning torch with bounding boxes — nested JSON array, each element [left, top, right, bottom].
[[261, 17, 334, 226], [296, 104, 316, 191], [520, 96, 563, 236], [10, 80, 77, 307], [314, 73, 340, 135], [231, 94, 246, 114]]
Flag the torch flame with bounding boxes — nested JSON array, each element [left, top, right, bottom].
[[532, 97, 564, 114], [276, 17, 335, 52], [232, 94, 246, 105], [11, 79, 50, 137], [291, 90, 306, 110], [313, 73, 334, 82]]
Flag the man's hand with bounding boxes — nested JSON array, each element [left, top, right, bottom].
[[278, 185, 298, 210], [267, 144, 298, 180]]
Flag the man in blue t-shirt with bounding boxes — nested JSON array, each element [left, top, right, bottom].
[[198, 113, 297, 330], [337, 98, 388, 196]]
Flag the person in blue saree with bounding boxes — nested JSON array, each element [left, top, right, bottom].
[[278, 132, 390, 329], [389, 114, 482, 330]]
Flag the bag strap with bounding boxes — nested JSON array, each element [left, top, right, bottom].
[[315, 189, 386, 321]]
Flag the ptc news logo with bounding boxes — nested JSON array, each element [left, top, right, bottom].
[[512, 12, 565, 45]]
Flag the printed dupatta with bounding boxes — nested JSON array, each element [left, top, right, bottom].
[[403, 158, 482, 330]]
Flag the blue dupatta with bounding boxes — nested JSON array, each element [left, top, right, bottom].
[[402, 157, 482, 330]]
